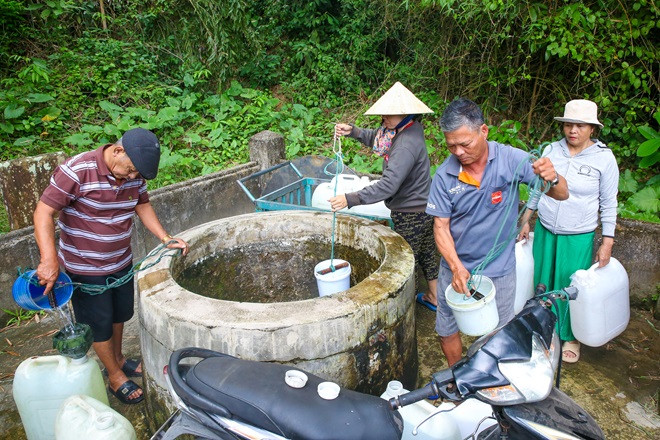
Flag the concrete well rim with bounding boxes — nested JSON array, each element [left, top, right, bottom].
[[137, 211, 414, 327]]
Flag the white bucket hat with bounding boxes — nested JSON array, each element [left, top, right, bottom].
[[554, 99, 603, 128], [364, 82, 434, 116]]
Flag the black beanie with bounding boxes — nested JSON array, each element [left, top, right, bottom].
[[120, 128, 160, 180]]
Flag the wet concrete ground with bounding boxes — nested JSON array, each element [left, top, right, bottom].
[[1, 300, 658, 439]]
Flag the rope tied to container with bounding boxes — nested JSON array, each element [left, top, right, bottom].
[[16, 241, 183, 297], [467, 143, 554, 296], [324, 128, 346, 273]]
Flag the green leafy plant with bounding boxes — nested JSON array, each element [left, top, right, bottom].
[[636, 112, 660, 168], [0, 0, 656, 231], [1, 308, 43, 327], [618, 170, 659, 223]]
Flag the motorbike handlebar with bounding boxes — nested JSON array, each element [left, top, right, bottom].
[[388, 382, 438, 410]]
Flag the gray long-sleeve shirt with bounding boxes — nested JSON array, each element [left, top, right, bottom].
[[528, 138, 619, 236], [345, 121, 431, 212]]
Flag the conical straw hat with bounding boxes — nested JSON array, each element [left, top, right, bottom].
[[364, 82, 434, 115]]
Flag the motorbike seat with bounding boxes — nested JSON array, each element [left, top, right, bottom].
[[182, 355, 404, 440]]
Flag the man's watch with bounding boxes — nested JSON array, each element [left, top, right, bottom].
[[549, 172, 560, 187]]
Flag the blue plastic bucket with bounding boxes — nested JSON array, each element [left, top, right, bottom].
[[12, 270, 74, 311]]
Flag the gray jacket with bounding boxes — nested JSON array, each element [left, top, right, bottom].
[[345, 121, 431, 212], [529, 138, 619, 236]]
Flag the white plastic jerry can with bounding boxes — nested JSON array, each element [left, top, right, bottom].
[[569, 257, 630, 347], [514, 233, 535, 314], [381, 381, 461, 440], [12, 355, 108, 440], [55, 394, 137, 440], [310, 174, 391, 218], [311, 174, 363, 211]]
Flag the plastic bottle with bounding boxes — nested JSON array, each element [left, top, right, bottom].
[[13, 355, 108, 440], [55, 394, 137, 440], [514, 233, 535, 313], [569, 257, 630, 347], [381, 381, 461, 440]]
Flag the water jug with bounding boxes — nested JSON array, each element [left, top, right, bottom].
[[349, 176, 391, 218], [311, 174, 391, 218], [13, 355, 108, 440], [514, 233, 534, 313], [569, 257, 630, 347], [55, 394, 137, 440], [381, 381, 461, 440]]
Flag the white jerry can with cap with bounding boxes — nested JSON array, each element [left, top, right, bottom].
[[13, 355, 107, 440], [569, 257, 630, 347], [311, 174, 391, 218], [55, 394, 136, 440]]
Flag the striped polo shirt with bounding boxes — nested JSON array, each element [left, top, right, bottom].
[[40, 145, 149, 276]]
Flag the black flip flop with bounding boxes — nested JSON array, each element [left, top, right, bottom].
[[103, 358, 142, 378], [121, 358, 142, 377], [109, 379, 144, 405]]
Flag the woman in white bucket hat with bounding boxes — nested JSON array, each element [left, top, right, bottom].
[[519, 99, 619, 363], [329, 82, 440, 311]]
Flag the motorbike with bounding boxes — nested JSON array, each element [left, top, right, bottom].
[[151, 286, 604, 440]]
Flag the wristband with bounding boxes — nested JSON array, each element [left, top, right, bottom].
[[549, 172, 560, 187], [161, 234, 174, 243]]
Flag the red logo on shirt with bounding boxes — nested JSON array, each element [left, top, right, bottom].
[[491, 191, 502, 204]]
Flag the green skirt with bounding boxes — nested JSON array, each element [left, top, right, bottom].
[[532, 220, 594, 341]]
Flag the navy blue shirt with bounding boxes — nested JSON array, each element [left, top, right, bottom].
[[426, 141, 537, 277]]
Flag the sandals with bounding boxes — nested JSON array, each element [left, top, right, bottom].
[[562, 340, 581, 363], [104, 358, 142, 378], [109, 379, 144, 404], [120, 358, 142, 377], [416, 293, 437, 312]]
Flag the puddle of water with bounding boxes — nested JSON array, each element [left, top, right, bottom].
[[176, 239, 380, 303], [577, 308, 660, 407]]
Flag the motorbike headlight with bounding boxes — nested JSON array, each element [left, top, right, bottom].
[[476, 334, 554, 405]]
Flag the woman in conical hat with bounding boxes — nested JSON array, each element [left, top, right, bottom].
[[518, 99, 619, 364], [329, 82, 440, 311]]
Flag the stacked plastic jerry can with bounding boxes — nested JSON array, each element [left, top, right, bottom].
[[311, 174, 391, 218]]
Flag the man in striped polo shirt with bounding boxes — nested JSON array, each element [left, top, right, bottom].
[[34, 128, 189, 404]]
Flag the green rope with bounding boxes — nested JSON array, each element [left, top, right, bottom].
[[468, 143, 554, 293], [17, 241, 182, 295]]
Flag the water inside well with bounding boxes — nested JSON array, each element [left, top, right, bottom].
[[176, 239, 380, 302]]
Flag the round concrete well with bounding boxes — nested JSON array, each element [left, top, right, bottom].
[[137, 211, 416, 427]]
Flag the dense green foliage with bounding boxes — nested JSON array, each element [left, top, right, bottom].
[[0, 0, 657, 229]]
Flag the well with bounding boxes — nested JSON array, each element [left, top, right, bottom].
[[137, 211, 417, 426]]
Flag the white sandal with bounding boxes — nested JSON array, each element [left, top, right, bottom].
[[562, 340, 580, 363]]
